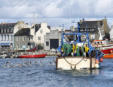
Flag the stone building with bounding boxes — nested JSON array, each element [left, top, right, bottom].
[[77, 18, 110, 40], [0, 21, 31, 52], [110, 25, 113, 41], [44, 30, 61, 51], [0, 23, 16, 52], [31, 23, 50, 46], [14, 28, 33, 51]]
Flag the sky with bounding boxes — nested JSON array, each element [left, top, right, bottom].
[[0, 0, 113, 28]]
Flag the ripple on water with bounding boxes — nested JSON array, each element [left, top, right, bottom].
[[0, 58, 113, 87]]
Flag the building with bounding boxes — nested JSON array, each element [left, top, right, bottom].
[[0, 21, 31, 52], [13, 21, 31, 34], [110, 25, 113, 41], [44, 30, 61, 51], [31, 23, 50, 46], [0, 23, 17, 52], [50, 27, 63, 31], [77, 18, 110, 40], [14, 28, 33, 51]]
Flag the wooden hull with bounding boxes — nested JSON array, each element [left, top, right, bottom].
[[18, 54, 46, 58]]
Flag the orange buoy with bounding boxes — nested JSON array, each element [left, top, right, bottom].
[[95, 59, 99, 64], [110, 50, 113, 53], [99, 58, 103, 62]]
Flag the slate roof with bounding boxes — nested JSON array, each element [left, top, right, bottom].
[[32, 24, 51, 32], [35, 24, 41, 32], [78, 21, 103, 29], [14, 28, 31, 36], [0, 23, 17, 34], [78, 20, 103, 33]]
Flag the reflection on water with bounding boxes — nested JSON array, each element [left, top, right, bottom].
[[57, 69, 100, 77], [0, 57, 113, 87]]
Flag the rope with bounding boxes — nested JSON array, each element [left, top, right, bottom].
[[63, 56, 85, 70], [62, 43, 85, 70]]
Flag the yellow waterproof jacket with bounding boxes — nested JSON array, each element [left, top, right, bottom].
[[85, 46, 89, 53], [72, 44, 76, 53]]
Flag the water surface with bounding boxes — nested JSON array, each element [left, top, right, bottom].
[[0, 57, 113, 87]]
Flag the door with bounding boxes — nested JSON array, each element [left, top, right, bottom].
[[50, 39, 59, 49]]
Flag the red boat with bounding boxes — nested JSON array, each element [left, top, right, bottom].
[[101, 48, 113, 54], [92, 40, 113, 58], [18, 54, 47, 58]]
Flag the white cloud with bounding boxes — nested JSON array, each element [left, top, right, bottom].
[[0, 0, 113, 18], [44, 0, 63, 17], [95, 0, 113, 16]]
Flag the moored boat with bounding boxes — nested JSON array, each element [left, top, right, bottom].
[[101, 47, 113, 54], [92, 40, 113, 55], [104, 54, 113, 59], [18, 54, 46, 58]]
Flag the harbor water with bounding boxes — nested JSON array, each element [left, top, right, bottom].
[[0, 57, 113, 87]]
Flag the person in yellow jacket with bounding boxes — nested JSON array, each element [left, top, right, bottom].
[[61, 48, 64, 56], [72, 44, 76, 55], [84, 44, 89, 57]]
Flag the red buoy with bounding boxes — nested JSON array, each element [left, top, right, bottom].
[[99, 58, 103, 62]]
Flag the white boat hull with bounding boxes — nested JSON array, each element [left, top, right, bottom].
[[56, 57, 99, 70]]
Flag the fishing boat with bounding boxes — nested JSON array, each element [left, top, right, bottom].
[[18, 54, 46, 58], [101, 46, 113, 54], [92, 40, 113, 58], [56, 31, 103, 70]]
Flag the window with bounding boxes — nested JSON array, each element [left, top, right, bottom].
[[38, 37, 41, 40], [29, 37, 31, 40], [1, 29, 3, 33], [1, 35, 3, 41], [46, 41, 49, 46], [23, 37, 26, 41], [11, 35, 13, 41], [7, 29, 9, 33], [10, 28, 13, 33], [40, 30, 43, 33], [4, 35, 6, 41], [4, 29, 6, 33], [8, 35, 9, 40]]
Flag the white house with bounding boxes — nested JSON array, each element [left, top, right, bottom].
[[50, 27, 63, 31], [31, 23, 50, 46], [0, 21, 31, 52], [14, 21, 31, 34], [110, 26, 113, 41]]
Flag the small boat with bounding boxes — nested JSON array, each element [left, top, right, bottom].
[[101, 47, 113, 54], [104, 54, 113, 59], [92, 40, 113, 54], [18, 54, 47, 58]]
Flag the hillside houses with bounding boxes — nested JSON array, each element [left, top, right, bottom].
[[0, 18, 111, 52]]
